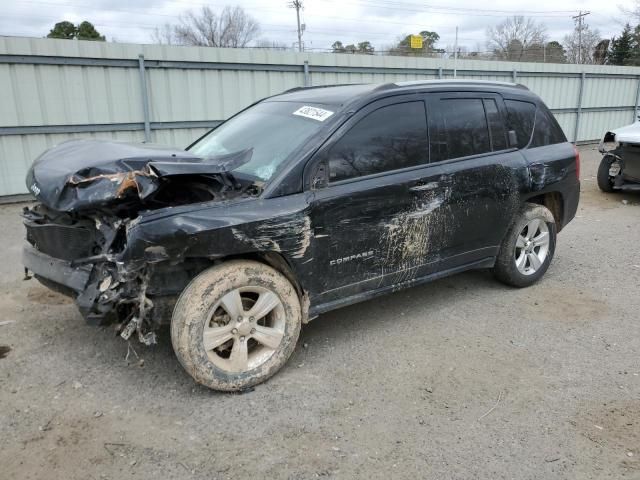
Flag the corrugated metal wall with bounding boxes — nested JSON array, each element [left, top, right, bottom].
[[2, 35, 640, 197]]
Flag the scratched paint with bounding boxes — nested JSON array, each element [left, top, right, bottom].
[[232, 214, 312, 260]]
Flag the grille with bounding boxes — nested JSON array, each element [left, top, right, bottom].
[[26, 222, 97, 261]]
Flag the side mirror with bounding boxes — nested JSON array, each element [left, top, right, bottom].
[[508, 130, 518, 148], [311, 161, 329, 190]]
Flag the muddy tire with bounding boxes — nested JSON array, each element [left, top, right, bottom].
[[493, 203, 556, 288], [171, 260, 301, 391], [597, 155, 616, 193]]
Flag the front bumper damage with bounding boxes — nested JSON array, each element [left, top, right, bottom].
[[21, 139, 262, 345], [23, 244, 92, 294], [22, 215, 157, 344]]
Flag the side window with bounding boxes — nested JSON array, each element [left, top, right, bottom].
[[327, 101, 428, 182], [530, 107, 567, 147], [484, 99, 508, 151], [430, 98, 491, 161], [505, 99, 536, 149]]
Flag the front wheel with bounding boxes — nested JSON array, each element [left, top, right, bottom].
[[171, 260, 302, 391], [493, 203, 556, 288], [597, 154, 617, 193]]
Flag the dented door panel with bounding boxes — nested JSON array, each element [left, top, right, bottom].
[[435, 151, 528, 265], [309, 163, 445, 304]]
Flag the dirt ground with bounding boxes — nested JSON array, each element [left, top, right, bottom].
[[1, 146, 639, 480]]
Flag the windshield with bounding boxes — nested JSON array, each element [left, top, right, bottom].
[[189, 101, 335, 181]]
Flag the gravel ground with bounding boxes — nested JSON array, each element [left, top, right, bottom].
[[1, 146, 639, 480]]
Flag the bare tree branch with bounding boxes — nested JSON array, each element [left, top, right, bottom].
[[151, 23, 174, 45], [170, 6, 260, 48], [486, 16, 547, 61], [563, 24, 601, 64]]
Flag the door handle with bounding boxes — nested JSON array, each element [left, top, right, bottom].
[[409, 182, 438, 193]]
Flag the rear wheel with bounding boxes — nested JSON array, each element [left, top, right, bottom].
[[493, 203, 556, 288], [171, 260, 302, 391], [597, 154, 617, 193]]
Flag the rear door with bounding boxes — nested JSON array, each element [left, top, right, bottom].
[[306, 95, 447, 306], [426, 92, 528, 268]]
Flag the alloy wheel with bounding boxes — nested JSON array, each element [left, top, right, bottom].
[[514, 218, 550, 276], [203, 286, 285, 373]]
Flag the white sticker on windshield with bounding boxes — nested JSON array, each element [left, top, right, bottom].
[[293, 105, 334, 122]]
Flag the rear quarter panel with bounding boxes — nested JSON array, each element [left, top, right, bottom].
[[520, 142, 580, 229]]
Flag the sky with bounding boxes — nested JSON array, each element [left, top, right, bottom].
[[1, 0, 637, 53]]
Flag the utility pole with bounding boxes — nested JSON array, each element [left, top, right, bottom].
[[453, 26, 458, 78], [289, 0, 304, 52], [572, 10, 590, 64]]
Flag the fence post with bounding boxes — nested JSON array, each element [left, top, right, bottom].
[[303, 61, 311, 87], [137, 54, 151, 142], [574, 72, 586, 143], [512, 69, 517, 83], [438, 67, 443, 79], [634, 76, 640, 123]]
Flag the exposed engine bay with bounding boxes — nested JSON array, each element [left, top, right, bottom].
[[22, 139, 263, 344]]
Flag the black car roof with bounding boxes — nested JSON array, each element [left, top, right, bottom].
[[266, 80, 533, 107]]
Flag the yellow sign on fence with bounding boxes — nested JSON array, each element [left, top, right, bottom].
[[409, 35, 423, 49]]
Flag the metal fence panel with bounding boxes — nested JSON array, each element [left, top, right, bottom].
[[2, 35, 640, 196]]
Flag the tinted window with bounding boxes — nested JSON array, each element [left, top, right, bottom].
[[484, 99, 508, 151], [430, 98, 491, 161], [530, 107, 566, 147], [505, 100, 536, 149], [327, 101, 428, 182]]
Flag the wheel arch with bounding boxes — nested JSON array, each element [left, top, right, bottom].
[[174, 250, 311, 322], [525, 191, 564, 231]]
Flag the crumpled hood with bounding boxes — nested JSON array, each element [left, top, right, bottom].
[[26, 139, 252, 212], [602, 122, 640, 145]]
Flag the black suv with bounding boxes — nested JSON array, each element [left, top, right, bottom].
[[22, 80, 580, 390]]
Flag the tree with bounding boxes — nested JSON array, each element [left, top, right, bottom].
[[331, 40, 374, 54], [563, 21, 601, 64], [609, 24, 634, 65], [545, 41, 566, 63], [486, 16, 547, 61], [593, 39, 610, 64], [332, 41, 346, 53], [47, 21, 76, 39], [47, 20, 105, 41], [357, 41, 374, 54], [171, 6, 260, 47], [344, 44, 357, 54], [76, 21, 105, 40], [390, 30, 441, 56], [619, 0, 640, 23], [151, 23, 174, 45]]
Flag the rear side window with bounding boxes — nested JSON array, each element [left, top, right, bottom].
[[530, 107, 566, 147], [484, 99, 508, 151], [327, 101, 428, 182], [429, 98, 491, 161], [505, 100, 536, 148]]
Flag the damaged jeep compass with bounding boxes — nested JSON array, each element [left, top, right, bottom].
[[22, 80, 580, 391]]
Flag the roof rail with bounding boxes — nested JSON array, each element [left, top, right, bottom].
[[281, 83, 364, 95], [379, 79, 529, 90]]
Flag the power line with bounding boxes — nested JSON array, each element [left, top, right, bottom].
[[336, 0, 577, 17], [352, 0, 576, 14]]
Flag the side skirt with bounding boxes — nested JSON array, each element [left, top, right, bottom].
[[308, 256, 496, 318]]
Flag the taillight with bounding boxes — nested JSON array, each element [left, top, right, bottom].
[[574, 145, 581, 180]]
